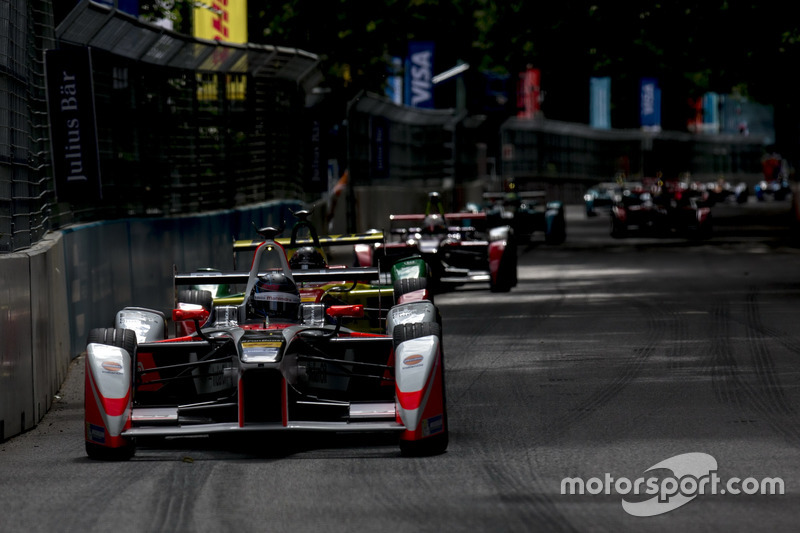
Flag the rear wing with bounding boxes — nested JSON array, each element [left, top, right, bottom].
[[232, 232, 384, 252], [483, 191, 546, 201], [175, 267, 382, 286], [389, 212, 486, 233], [389, 212, 487, 222]]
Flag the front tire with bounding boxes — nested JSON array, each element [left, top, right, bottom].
[[85, 441, 135, 461], [393, 323, 448, 457], [85, 328, 137, 460]]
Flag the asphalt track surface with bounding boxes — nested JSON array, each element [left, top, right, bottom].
[[2, 200, 799, 533]]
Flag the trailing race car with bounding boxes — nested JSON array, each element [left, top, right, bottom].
[[583, 182, 619, 217], [755, 177, 791, 202], [610, 179, 712, 239], [481, 189, 566, 244], [704, 177, 749, 205], [185, 210, 430, 334], [84, 224, 447, 460], [362, 192, 518, 293]]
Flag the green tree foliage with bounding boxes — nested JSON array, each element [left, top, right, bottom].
[[248, 1, 800, 131]]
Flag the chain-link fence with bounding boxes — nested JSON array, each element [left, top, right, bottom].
[[0, 0, 56, 252], [1, 1, 323, 253], [51, 2, 322, 228]]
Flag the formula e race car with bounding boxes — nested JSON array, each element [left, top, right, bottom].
[[480, 190, 566, 245], [755, 177, 791, 202], [704, 177, 749, 205], [583, 182, 620, 217], [84, 224, 447, 460], [361, 192, 518, 293], [183, 210, 432, 334], [610, 179, 712, 239]]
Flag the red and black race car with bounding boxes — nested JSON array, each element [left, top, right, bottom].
[[610, 178, 712, 239], [84, 224, 447, 460], [358, 192, 518, 293]]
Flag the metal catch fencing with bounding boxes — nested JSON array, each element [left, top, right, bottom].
[[0, 0, 56, 252]]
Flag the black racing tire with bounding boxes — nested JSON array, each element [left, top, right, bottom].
[[85, 328, 137, 461], [693, 213, 713, 240], [393, 322, 448, 457], [392, 322, 441, 346], [490, 244, 517, 293], [177, 289, 213, 311], [544, 209, 567, 245], [610, 216, 627, 238], [85, 441, 136, 461], [394, 277, 428, 302], [87, 327, 137, 356]]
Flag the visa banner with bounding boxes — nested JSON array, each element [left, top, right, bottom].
[[640, 77, 661, 131], [405, 41, 435, 108]]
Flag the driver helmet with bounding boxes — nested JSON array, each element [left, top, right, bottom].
[[289, 246, 327, 270], [249, 271, 300, 321], [423, 214, 446, 234]]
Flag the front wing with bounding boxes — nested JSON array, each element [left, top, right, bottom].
[[85, 325, 445, 450]]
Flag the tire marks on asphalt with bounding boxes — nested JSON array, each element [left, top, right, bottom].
[[708, 289, 800, 445], [537, 298, 672, 442], [744, 289, 794, 416]]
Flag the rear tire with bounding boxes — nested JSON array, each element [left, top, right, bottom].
[[177, 289, 213, 311], [610, 216, 627, 238], [544, 209, 567, 245], [85, 328, 137, 460], [393, 322, 448, 457], [490, 245, 516, 293], [87, 327, 137, 356]]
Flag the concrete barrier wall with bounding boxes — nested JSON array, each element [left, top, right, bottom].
[[0, 235, 70, 440], [0, 251, 34, 440], [62, 201, 302, 358], [0, 200, 300, 441]]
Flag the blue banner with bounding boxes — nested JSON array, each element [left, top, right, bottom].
[[385, 57, 403, 105], [405, 41, 435, 108], [640, 78, 661, 131], [702, 92, 719, 133], [590, 77, 611, 129]]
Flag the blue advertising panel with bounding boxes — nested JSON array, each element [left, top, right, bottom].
[[405, 41, 435, 108], [385, 56, 403, 105], [590, 77, 611, 129], [703, 92, 720, 133], [640, 77, 661, 131]]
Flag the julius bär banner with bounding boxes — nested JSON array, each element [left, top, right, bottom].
[[44, 46, 102, 202]]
